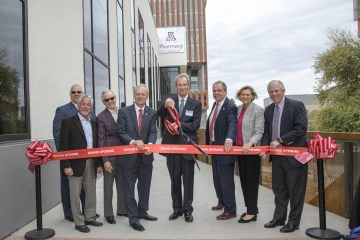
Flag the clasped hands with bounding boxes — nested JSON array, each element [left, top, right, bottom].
[[133, 140, 152, 155]]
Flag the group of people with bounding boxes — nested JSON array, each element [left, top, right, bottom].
[[52, 73, 309, 235]]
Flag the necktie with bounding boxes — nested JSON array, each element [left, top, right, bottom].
[[271, 104, 280, 141], [179, 99, 184, 115], [209, 103, 219, 140], [138, 109, 143, 138]]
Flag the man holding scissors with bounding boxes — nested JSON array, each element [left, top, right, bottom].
[[158, 73, 202, 223]]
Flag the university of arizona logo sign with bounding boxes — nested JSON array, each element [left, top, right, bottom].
[[157, 27, 185, 53], [166, 32, 177, 41]]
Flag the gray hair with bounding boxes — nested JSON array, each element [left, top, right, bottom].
[[77, 94, 93, 106], [213, 80, 227, 92], [174, 73, 190, 86], [69, 84, 82, 93], [267, 80, 285, 91], [101, 90, 116, 100], [134, 84, 149, 95]]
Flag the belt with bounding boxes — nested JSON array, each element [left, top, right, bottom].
[[209, 140, 215, 145]]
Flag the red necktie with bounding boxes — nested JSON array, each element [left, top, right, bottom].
[[138, 109, 143, 137], [209, 103, 219, 140]]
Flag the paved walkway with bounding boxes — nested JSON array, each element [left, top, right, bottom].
[[6, 152, 349, 240]]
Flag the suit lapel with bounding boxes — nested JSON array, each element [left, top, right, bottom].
[[268, 103, 275, 136], [73, 115, 86, 140], [181, 97, 193, 119], [130, 105, 139, 135], [104, 108, 116, 124], [280, 97, 289, 132]]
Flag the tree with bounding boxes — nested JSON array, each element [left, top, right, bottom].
[[313, 28, 360, 132]]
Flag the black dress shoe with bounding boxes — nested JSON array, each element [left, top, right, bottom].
[[117, 213, 128, 217], [96, 213, 100, 218], [184, 213, 193, 223], [169, 212, 183, 220], [105, 216, 116, 224], [65, 216, 74, 222], [280, 224, 299, 233], [264, 219, 285, 228], [130, 222, 145, 231], [139, 214, 158, 221], [75, 225, 90, 233], [84, 220, 103, 226], [241, 212, 246, 218], [238, 215, 257, 223]]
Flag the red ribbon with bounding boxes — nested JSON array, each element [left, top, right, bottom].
[[295, 132, 338, 164], [26, 140, 53, 173]]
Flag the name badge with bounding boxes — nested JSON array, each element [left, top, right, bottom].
[[185, 110, 193, 116]]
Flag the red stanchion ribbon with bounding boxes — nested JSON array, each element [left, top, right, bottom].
[[26, 140, 53, 173], [295, 132, 338, 164]]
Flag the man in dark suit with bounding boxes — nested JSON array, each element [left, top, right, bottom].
[[158, 73, 201, 223], [97, 90, 126, 224], [205, 81, 238, 220], [52, 84, 97, 222], [261, 80, 308, 233], [60, 94, 103, 233], [115, 84, 158, 232]]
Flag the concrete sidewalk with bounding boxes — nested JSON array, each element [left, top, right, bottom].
[[6, 153, 349, 240]]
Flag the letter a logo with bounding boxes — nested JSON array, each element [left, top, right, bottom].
[[166, 32, 176, 41]]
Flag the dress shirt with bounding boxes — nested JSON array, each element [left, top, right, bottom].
[[78, 113, 93, 149], [178, 94, 188, 108], [108, 108, 118, 122], [209, 97, 228, 142]]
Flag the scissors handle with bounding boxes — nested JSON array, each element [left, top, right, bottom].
[[166, 106, 181, 128], [164, 119, 179, 135]]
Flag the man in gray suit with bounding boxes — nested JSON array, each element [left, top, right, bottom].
[[53, 84, 97, 222], [115, 84, 158, 232], [97, 90, 126, 224]]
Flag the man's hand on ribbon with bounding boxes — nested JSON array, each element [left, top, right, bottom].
[[64, 167, 73, 176], [224, 139, 233, 152], [133, 140, 144, 150], [270, 139, 280, 150]]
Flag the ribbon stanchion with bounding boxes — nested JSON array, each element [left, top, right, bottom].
[[25, 141, 55, 240], [305, 133, 341, 240]]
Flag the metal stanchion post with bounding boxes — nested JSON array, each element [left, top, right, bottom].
[[25, 165, 55, 240]]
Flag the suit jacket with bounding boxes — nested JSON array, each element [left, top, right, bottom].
[[261, 97, 308, 167], [97, 108, 121, 165], [115, 104, 157, 169], [158, 96, 201, 160], [206, 97, 238, 165], [53, 102, 96, 151], [236, 102, 264, 146], [59, 114, 101, 177]]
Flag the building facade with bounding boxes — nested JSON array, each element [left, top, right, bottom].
[[0, 0, 169, 238]]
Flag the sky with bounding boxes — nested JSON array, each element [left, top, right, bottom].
[[205, 0, 356, 108]]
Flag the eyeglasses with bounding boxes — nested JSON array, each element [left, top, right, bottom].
[[104, 97, 115, 102], [71, 91, 82, 94]]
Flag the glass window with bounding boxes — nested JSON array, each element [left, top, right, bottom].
[[94, 60, 109, 113], [131, 0, 135, 30], [0, 0, 28, 140], [117, 0, 124, 78], [93, 0, 109, 65], [160, 67, 180, 95], [139, 12, 145, 84], [147, 35, 152, 108], [84, 0, 92, 51], [131, 31, 136, 88], [119, 78, 125, 108], [84, 52, 93, 98]]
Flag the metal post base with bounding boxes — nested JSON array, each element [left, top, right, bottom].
[[25, 228, 55, 240], [306, 227, 341, 240]]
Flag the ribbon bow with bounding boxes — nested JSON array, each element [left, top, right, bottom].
[[294, 132, 338, 164], [26, 140, 53, 172]]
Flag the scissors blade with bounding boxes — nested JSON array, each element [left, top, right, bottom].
[[181, 131, 208, 156], [179, 133, 201, 171]]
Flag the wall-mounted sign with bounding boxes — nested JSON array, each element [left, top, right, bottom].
[[157, 27, 185, 53]]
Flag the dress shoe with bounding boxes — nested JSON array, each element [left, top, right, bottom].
[[216, 213, 237, 220], [264, 219, 285, 228], [84, 220, 103, 226], [96, 213, 100, 218], [75, 225, 90, 233], [139, 214, 158, 221], [241, 212, 246, 218], [64, 216, 74, 222], [238, 215, 257, 223], [117, 213, 128, 217], [280, 224, 299, 233], [169, 212, 183, 220], [130, 222, 145, 232], [105, 216, 116, 224], [184, 213, 193, 223], [211, 204, 224, 210]]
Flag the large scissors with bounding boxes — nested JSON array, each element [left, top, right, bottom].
[[164, 106, 208, 171]]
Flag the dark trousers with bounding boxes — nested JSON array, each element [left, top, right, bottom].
[[212, 156, 236, 214], [238, 154, 260, 215], [272, 156, 308, 226], [167, 154, 195, 214], [60, 166, 85, 217], [122, 155, 153, 224], [349, 176, 360, 229]]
